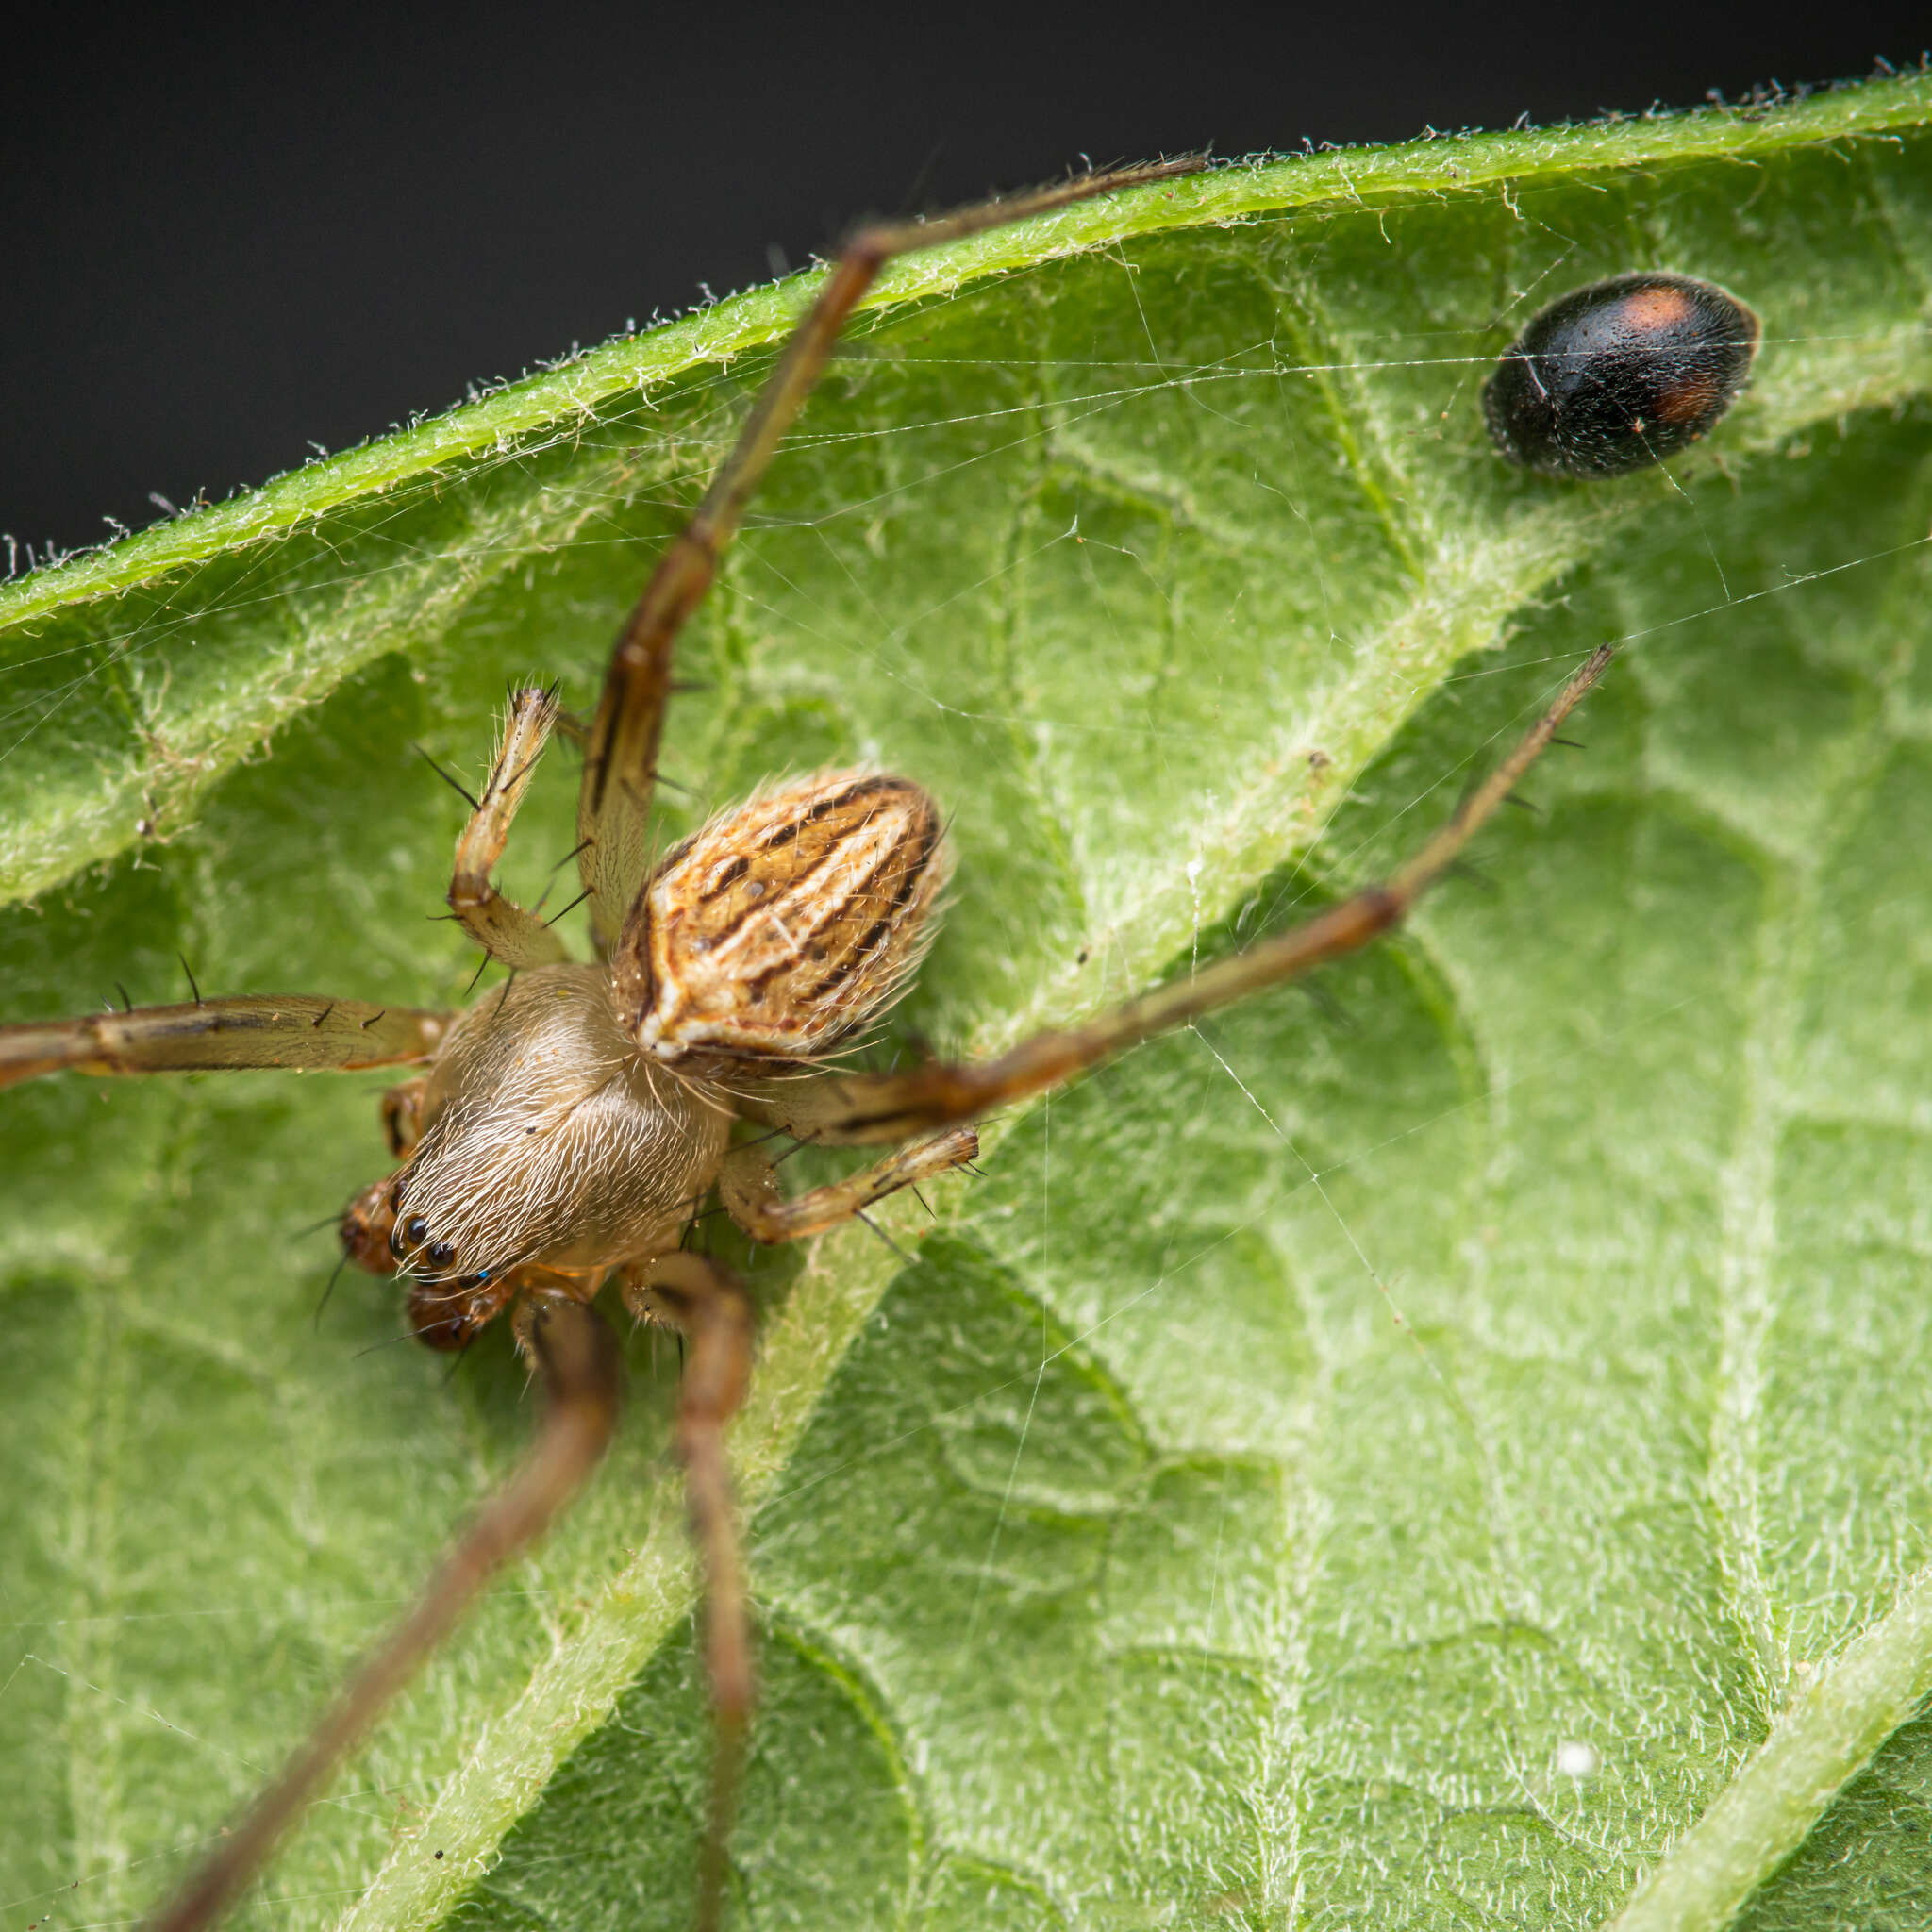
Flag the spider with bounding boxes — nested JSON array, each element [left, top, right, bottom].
[[0, 158, 1612, 1932]]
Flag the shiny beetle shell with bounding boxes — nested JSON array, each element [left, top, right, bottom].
[[633, 769, 947, 1060], [1483, 271, 1760, 477]]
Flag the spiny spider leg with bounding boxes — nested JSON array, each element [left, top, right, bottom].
[[807, 644, 1617, 1143], [595, 1131, 975, 1927], [147, 1296, 622, 1932], [581, 154, 1207, 968], [0, 994, 450, 1089], [447, 685, 572, 968], [620, 1255, 758, 1932], [720, 1124, 980, 1242]]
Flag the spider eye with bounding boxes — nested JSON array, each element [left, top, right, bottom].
[[427, 1241, 457, 1269], [404, 1216, 430, 1244]]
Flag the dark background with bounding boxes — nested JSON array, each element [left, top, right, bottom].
[[6, 1, 1927, 563]]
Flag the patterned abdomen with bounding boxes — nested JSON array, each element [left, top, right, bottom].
[[634, 769, 947, 1060]]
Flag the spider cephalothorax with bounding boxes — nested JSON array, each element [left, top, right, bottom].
[[380, 961, 734, 1343]]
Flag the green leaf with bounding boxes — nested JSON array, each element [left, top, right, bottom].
[[5, 77, 1932, 1932]]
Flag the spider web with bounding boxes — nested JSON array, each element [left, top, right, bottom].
[[4, 117, 1932, 1932]]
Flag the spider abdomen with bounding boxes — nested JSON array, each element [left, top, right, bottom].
[[631, 768, 947, 1061]]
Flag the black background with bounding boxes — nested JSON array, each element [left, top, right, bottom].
[[7, 1, 1927, 561]]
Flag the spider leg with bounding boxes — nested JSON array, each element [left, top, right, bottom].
[[579, 155, 1206, 974], [143, 1294, 621, 1932], [447, 685, 575, 968], [620, 1253, 758, 1932], [0, 995, 450, 1091], [719, 1124, 978, 1242], [802, 645, 1617, 1143]]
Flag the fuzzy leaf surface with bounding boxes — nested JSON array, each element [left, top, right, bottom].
[[5, 81, 1932, 1932]]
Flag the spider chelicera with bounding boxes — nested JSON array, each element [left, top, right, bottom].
[[0, 157, 1612, 1932]]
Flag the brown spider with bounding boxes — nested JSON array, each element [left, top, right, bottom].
[[0, 158, 1612, 1932]]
